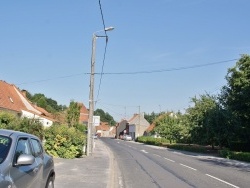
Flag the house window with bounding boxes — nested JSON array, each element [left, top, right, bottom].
[[9, 97, 14, 103]]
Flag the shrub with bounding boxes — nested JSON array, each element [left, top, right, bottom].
[[136, 136, 169, 146], [44, 124, 86, 159], [219, 149, 250, 162]]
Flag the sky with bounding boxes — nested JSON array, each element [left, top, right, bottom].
[[1, 0, 250, 121]]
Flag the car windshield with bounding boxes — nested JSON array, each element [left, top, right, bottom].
[[0, 135, 11, 164]]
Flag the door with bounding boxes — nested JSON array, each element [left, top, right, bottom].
[[9, 137, 40, 188]]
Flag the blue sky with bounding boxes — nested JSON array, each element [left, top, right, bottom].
[[1, 0, 249, 121]]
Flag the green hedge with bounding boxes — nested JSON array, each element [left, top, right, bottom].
[[136, 136, 170, 146], [219, 149, 250, 162]]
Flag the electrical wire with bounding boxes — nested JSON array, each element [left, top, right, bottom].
[[96, 0, 109, 102], [15, 58, 238, 86], [98, 58, 238, 75]]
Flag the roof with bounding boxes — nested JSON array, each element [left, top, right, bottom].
[[0, 80, 55, 121], [96, 122, 110, 131], [145, 123, 155, 133], [0, 81, 27, 112]]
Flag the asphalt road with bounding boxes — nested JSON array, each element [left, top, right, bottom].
[[101, 138, 250, 188]]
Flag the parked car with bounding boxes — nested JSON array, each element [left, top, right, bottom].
[[0, 129, 55, 188], [124, 134, 132, 141]]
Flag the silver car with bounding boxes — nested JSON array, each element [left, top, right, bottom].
[[0, 129, 55, 188]]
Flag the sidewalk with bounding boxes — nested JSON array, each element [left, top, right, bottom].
[[54, 139, 116, 188]]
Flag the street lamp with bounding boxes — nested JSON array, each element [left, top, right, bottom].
[[86, 27, 114, 156]]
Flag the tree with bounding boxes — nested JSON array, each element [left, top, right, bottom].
[[144, 112, 163, 124], [66, 101, 80, 127], [185, 94, 230, 148], [94, 109, 116, 126], [220, 54, 250, 149], [154, 112, 182, 144]]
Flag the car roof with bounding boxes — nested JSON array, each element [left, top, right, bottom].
[[0, 129, 37, 139]]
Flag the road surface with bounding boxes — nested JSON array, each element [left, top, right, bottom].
[[102, 138, 250, 188]]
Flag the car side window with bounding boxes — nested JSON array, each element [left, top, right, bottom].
[[30, 138, 43, 157], [15, 138, 31, 162]]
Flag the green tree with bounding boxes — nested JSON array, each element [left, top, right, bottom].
[[220, 54, 250, 149], [144, 111, 164, 124], [66, 101, 80, 127], [185, 94, 230, 148], [94, 109, 116, 126], [154, 112, 182, 144]]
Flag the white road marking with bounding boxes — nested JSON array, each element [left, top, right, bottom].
[[153, 154, 161, 157], [206, 174, 240, 188], [118, 176, 124, 188], [164, 157, 175, 162], [179, 163, 197, 171], [141, 150, 148, 153]]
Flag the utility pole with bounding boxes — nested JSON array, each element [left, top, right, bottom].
[[86, 27, 114, 156], [87, 35, 96, 156]]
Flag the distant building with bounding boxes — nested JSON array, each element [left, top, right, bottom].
[[78, 102, 89, 125], [116, 113, 150, 140]]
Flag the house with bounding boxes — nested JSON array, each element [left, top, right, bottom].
[[116, 113, 150, 140], [116, 119, 128, 139], [96, 122, 114, 137], [0, 80, 55, 127], [78, 102, 89, 125], [128, 113, 150, 140]]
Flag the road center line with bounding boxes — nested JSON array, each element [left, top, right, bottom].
[[153, 154, 161, 157], [164, 157, 175, 162], [179, 163, 197, 171], [141, 150, 148, 153], [206, 174, 240, 188]]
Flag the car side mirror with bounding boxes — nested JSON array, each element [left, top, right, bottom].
[[16, 154, 35, 166]]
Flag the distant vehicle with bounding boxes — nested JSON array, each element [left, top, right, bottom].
[[0, 129, 55, 188], [124, 134, 132, 141]]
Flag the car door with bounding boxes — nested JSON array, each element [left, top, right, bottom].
[[9, 137, 40, 188], [30, 138, 44, 187]]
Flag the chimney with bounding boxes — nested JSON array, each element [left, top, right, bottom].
[[21, 90, 27, 97]]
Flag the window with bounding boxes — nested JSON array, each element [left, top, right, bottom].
[[0, 135, 11, 164], [30, 139, 43, 157], [15, 138, 31, 163]]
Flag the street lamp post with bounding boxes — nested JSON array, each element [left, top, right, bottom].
[[87, 27, 114, 156]]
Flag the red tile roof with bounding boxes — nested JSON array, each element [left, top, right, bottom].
[[96, 122, 110, 131], [0, 81, 27, 112], [0, 80, 55, 121]]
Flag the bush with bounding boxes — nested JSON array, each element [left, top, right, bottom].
[[229, 141, 250, 152], [136, 136, 169, 146], [167, 144, 208, 153], [44, 124, 86, 159], [219, 149, 250, 162]]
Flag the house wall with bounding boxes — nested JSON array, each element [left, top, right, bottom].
[[21, 110, 53, 127], [116, 120, 128, 138]]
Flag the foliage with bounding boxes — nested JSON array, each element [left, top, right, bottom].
[[154, 112, 182, 144], [94, 109, 116, 126], [26, 92, 67, 113], [220, 54, 250, 148], [144, 111, 164, 124], [44, 124, 86, 159], [185, 94, 231, 148], [66, 101, 81, 127], [136, 136, 169, 146], [219, 149, 250, 162], [0, 112, 44, 140], [166, 144, 211, 153]]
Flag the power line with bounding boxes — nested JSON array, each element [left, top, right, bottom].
[[99, 58, 238, 75], [96, 0, 109, 102], [15, 58, 238, 86]]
